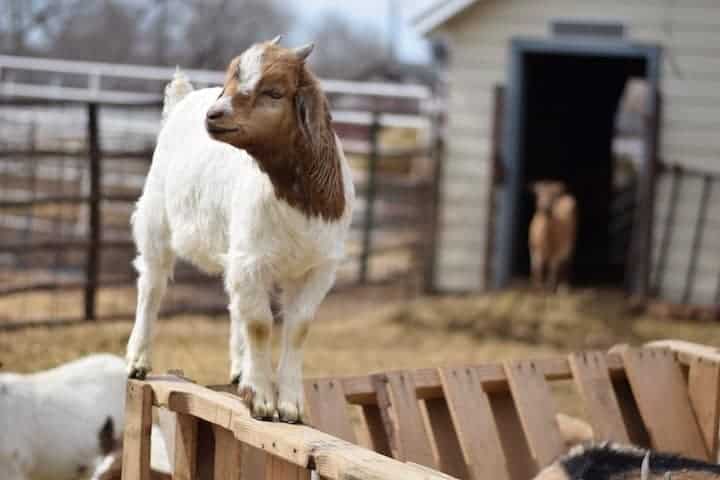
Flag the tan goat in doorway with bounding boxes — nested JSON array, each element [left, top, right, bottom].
[[529, 181, 577, 292]]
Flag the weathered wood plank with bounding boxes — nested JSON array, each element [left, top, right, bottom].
[[688, 356, 720, 459], [488, 391, 536, 480], [122, 381, 153, 480], [622, 348, 709, 459], [174, 413, 198, 480], [361, 405, 392, 456], [264, 455, 310, 480], [213, 426, 241, 480], [376, 372, 436, 468], [424, 397, 468, 479], [303, 378, 356, 443], [569, 352, 630, 443], [439, 366, 510, 480], [504, 360, 566, 469]]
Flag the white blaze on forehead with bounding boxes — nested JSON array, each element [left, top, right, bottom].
[[238, 44, 267, 93]]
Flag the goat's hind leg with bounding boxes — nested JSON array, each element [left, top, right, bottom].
[[126, 201, 174, 379]]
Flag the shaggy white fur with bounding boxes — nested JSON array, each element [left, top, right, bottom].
[[0, 355, 126, 480]]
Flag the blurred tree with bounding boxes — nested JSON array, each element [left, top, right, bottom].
[[182, 0, 291, 69], [307, 13, 385, 79], [0, 0, 387, 80], [49, 0, 142, 63]]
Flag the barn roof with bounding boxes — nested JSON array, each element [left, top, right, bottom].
[[413, 0, 481, 35]]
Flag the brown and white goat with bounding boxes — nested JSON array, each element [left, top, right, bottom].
[[529, 181, 577, 292], [125, 37, 354, 423]]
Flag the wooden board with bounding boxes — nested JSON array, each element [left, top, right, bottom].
[[303, 378, 356, 443], [360, 405, 392, 456], [439, 366, 510, 480], [213, 426, 242, 480], [568, 352, 630, 443], [622, 348, 709, 460], [174, 413, 198, 480], [122, 381, 153, 480], [488, 391, 536, 480], [688, 356, 720, 459], [241, 446, 266, 480], [423, 397, 468, 479], [264, 456, 310, 480], [504, 360, 566, 469], [375, 372, 435, 468]]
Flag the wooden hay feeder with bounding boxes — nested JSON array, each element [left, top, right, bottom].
[[121, 341, 720, 480]]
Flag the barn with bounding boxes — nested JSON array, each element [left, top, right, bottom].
[[415, 0, 720, 305]]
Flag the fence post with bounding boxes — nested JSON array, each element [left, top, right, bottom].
[[85, 102, 102, 321], [359, 112, 381, 284], [422, 113, 444, 294]]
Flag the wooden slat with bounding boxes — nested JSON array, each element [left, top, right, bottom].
[[611, 377, 651, 448], [439, 366, 510, 480], [264, 456, 310, 480], [424, 398, 468, 479], [241, 446, 266, 480], [568, 352, 630, 443], [622, 348, 709, 459], [688, 356, 720, 459], [213, 426, 241, 480], [196, 421, 216, 480], [504, 360, 566, 469], [174, 413, 198, 480], [361, 405, 392, 456], [342, 354, 628, 404], [122, 381, 153, 480], [489, 391, 536, 480], [375, 372, 436, 467], [303, 378, 356, 443]]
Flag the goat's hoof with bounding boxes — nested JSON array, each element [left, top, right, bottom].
[[230, 372, 242, 385], [238, 382, 276, 420], [128, 367, 149, 380], [277, 400, 304, 424]]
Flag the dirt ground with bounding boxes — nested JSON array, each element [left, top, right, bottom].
[[2, 285, 719, 387]]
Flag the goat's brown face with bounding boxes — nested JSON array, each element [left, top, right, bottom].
[[532, 181, 566, 212], [205, 38, 314, 154]]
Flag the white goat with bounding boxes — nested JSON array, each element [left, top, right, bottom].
[[126, 37, 354, 423], [0, 354, 126, 480]]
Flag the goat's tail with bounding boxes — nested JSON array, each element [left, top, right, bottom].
[[162, 67, 194, 123]]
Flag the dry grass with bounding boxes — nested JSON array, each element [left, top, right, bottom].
[[3, 286, 718, 387]]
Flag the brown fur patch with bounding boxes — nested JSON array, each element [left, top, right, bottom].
[[207, 42, 345, 220], [291, 323, 310, 349], [247, 322, 270, 344]]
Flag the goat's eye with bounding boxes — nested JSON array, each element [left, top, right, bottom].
[[263, 89, 283, 99]]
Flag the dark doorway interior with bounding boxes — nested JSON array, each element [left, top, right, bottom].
[[513, 53, 647, 285]]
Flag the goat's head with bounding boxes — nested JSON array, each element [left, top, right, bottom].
[[531, 180, 566, 213], [205, 37, 329, 159]]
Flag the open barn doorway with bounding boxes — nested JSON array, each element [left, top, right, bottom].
[[496, 38, 661, 291]]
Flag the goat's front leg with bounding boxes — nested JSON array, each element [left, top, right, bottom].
[[226, 265, 275, 419], [277, 264, 337, 423]]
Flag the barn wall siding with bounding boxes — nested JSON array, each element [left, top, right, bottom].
[[434, 0, 720, 302]]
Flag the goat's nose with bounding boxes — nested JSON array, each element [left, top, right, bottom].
[[206, 106, 224, 120]]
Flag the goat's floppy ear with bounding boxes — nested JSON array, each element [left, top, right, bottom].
[[293, 43, 314, 62], [295, 79, 330, 146]]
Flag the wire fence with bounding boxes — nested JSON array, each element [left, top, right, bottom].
[[651, 164, 720, 306], [0, 94, 441, 329]]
